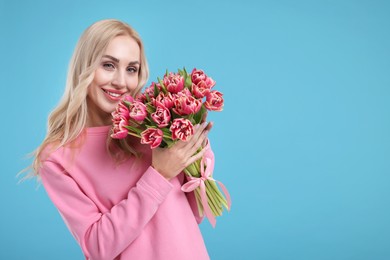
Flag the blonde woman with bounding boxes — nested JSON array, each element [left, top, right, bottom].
[[32, 19, 212, 260]]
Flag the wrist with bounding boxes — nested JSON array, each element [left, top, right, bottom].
[[151, 164, 172, 181]]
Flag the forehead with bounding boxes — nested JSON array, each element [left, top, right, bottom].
[[104, 35, 140, 62]]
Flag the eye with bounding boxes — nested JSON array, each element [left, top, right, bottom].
[[102, 62, 115, 70], [127, 66, 139, 74]]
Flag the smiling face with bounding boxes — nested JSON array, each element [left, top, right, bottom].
[[86, 35, 141, 127]]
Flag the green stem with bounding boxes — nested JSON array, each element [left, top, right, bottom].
[[194, 189, 204, 217], [194, 159, 200, 173], [205, 183, 222, 216], [206, 192, 219, 216], [208, 181, 224, 214], [185, 162, 200, 178], [183, 168, 191, 177], [209, 180, 228, 210]]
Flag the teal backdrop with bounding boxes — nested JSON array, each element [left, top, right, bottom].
[[1, 0, 389, 259]]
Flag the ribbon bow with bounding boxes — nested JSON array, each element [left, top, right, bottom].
[[181, 157, 231, 227]]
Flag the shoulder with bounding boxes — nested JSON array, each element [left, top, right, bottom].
[[38, 140, 85, 180], [40, 140, 78, 165]]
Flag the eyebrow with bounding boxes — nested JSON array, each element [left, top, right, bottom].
[[102, 55, 140, 66]]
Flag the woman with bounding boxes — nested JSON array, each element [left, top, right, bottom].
[[32, 19, 212, 260]]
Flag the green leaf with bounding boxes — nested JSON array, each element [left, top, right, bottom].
[[164, 138, 175, 147], [185, 78, 192, 89], [123, 100, 132, 107], [183, 67, 192, 89], [159, 139, 168, 148], [179, 67, 184, 78], [187, 114, 194, 124], [125, 125, 144, 135], [193, 105, 207, 124], [146, 103, 156, 114], [157, 77, 168, 94], [160, 127, 172, 137], [154, 83, 159, 97], [145, 120, 159, 128]]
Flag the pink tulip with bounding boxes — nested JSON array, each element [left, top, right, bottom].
[[145, 84, 155, 97], [205, 90, 224, 111], [145, 82, 161, 98], [116, 102, 130, 119], [170, 118, 194, 141], [191, 82, 211, 99], [123, 95, 135, 103], [173, 95, 202, 115], [180, 88, 192, 97], [191, 68, 216, 89], [136, 94, 147, 103], [191, 68, 206, 83], [155, 92, 174, 109], [129, 101, 147, 122], [151, 102, 171, 127], [111, 116, 129, 139], [163, 72, 184, 93], [140, 128, 163, 149]]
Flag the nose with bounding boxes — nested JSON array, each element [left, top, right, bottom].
[[111, 70, 126, 89]]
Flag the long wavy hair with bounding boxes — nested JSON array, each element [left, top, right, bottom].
[[29, 19, 149, 176]]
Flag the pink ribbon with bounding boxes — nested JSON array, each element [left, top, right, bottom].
[[181, 157, 231, 227]]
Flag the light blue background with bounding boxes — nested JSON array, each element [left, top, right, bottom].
[[1, 0, 389, 259]]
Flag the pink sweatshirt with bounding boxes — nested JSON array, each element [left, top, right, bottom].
[[39, 126, 211, 260]]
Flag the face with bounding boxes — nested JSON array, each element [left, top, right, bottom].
[[87, 35, 140, 127]]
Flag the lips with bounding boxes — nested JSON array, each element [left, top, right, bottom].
[[102, 88, 126, 101]]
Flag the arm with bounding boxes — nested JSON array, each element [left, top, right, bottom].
[[40, 161, 172, 260]]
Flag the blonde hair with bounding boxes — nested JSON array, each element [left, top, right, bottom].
[[29, 19, 149, 176]]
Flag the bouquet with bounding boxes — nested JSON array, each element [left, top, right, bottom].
[[111, 68, 231, 227]]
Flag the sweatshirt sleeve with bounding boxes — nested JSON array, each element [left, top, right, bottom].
[[40, 160, 173, 260]]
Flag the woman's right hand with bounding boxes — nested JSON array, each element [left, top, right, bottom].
[[151, 122, 212, 180]]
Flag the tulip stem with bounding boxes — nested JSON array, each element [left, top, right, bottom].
[[194, 189, 204, 216], [127, 132, 141, 138], [205, 184, 221, 216], [208, 181, 225, 214], [209, 180, 228, 210]]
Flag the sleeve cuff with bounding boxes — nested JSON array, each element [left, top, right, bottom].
[[136, 166, 173, 203]]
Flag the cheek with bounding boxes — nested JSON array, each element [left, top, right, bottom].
[[127, 75, 139, 90], [93, 68, 112, 86]]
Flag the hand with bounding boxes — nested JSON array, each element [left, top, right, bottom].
[[152, 121, 213, 180]]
